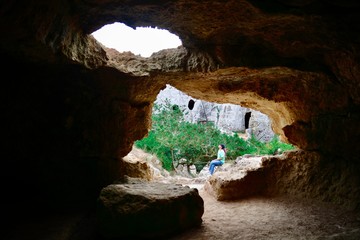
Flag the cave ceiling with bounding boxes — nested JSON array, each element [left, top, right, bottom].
[[1, 0, 360, 157]]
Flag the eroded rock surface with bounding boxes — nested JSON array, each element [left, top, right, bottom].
[[121, 146, 170, 181], [204, 157, 266, 200], [97, 179, 204, 239], [155, 84, 275, 141], [204, 150, 359, 210], [1, 1, 360, 239]]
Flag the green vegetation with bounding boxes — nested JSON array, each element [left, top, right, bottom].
[[135, 101, 295, 173]]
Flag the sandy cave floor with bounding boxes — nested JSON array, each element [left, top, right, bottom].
[[5, 149, 360, 240], [5, 183, 360, 240], [128, 149, 360, 239], [169, 184, 360, 240]]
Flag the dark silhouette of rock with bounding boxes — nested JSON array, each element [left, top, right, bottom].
[[97, 178, 204, 239]]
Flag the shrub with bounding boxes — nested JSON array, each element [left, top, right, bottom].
[[135, 102, 295, 172]]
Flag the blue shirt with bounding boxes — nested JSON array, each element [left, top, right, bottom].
[[217, 149, 225, 164]]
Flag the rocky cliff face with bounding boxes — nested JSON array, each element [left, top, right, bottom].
[[1, 0, 360, 237], [155, 84, 275, 141]]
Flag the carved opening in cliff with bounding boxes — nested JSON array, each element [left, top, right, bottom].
[[245, 112, 251, 129], [188, 99, 195, 110], [91, 22, 182, 57]]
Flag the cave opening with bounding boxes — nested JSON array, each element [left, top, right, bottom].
[[91, 22, 182, 57], [245, 112, 251, 129], [188, 99, 195, 110], [131, 84, 293, 178]]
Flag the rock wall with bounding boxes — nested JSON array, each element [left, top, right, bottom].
[[156, 84, 275, 141], [1, 0, 360, 238], [205, 150, 360, 211]]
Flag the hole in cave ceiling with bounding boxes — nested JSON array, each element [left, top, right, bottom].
[[91, 22, 182, 58]]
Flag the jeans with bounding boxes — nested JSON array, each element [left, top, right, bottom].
[[209, 159, 223, 175]]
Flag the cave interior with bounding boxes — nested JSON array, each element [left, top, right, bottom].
[[1, 0, 360, 239]]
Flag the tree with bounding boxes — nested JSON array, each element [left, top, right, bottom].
[[150, 100, 185, 171], [135, 101, 295, 173]]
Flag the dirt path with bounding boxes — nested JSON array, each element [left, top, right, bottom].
[[5, 183, 359, 240], [127, 148, 360, 239], [170, 184, 360, 240]]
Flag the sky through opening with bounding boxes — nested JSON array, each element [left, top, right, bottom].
[[91, 22, 182, 57]]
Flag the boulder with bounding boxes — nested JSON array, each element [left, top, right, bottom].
[[204, 169, 266, 201], [204, 156, 265, 200], [97, 178, 204, 239], [121, 146, 170, 181]]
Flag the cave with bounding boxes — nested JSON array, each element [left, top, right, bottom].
[[188, 99, 195, 110], [1, 0, 360, 239], [245, 112, 252, 129]]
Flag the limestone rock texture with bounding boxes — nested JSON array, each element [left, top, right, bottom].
[[205, 168, 266, 201], [204, 156, 265, 200], [205, 150, 359, 210], [155, 84, 275, 141], [97, 179, 204, 239], [121, 146, 171, 181], [1, 0, 360, 238]]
